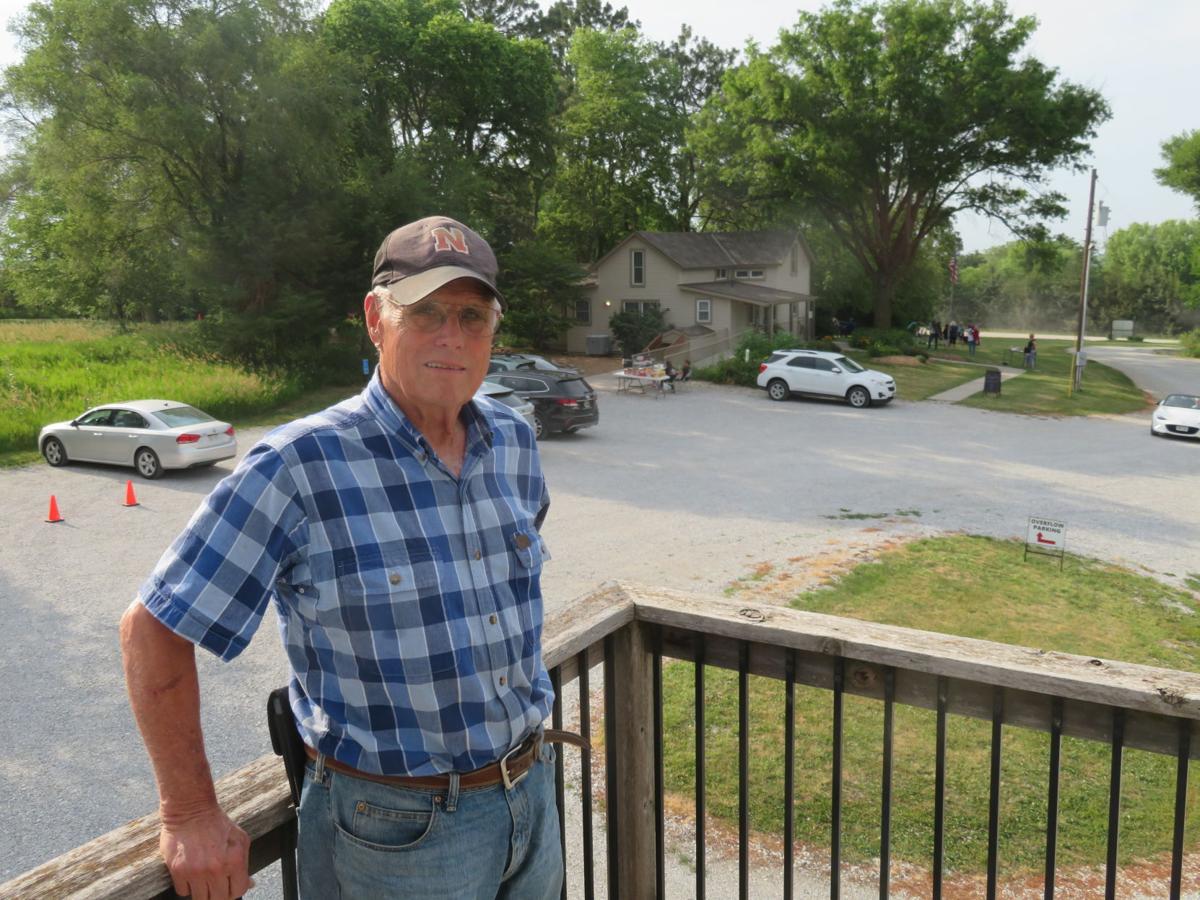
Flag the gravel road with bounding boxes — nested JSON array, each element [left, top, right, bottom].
[[3, 364, 1198, 896]]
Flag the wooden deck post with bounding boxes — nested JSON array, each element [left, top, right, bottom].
[[608, 619, 658, 897]]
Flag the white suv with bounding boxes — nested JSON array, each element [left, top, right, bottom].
[[757, 349, 896, 408]]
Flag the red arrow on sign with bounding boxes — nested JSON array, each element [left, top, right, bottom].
[[1037, 532, 1057, 545]]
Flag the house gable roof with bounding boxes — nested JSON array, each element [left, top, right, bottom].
[[590, 229, 813, 273]]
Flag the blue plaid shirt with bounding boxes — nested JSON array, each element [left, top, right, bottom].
[[138, 373, 553, 776]]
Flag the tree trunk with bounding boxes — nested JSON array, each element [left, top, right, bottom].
[[873, 277, 895, 329]]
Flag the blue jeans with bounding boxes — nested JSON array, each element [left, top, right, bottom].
[[297, 743, 562, 899]]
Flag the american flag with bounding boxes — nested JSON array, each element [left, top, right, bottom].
[[948, 255, 959, 284]]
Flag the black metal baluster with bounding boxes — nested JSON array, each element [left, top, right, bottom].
[[880, 667, 895, 900], [1171, 719, 1191, 900], [1044, 698, 1063, 900], [987, 688, 1004, 900], [578, 650, 595, 900], [551, 666, 567, 900], [784, 651, 796, 900], [653, 628, 665, 900], [1105, 708, 1125, 900], [739, 642, 750, 900], [832, 657, 844, 900], [933, 677, 948, 900], [604, 635, 619, 900], [696, 634, 707, 900]]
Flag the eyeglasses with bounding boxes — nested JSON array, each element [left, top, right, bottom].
[[399, 299, 501, 337]]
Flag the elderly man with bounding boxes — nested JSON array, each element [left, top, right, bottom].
[[121, 216, 572, 899]]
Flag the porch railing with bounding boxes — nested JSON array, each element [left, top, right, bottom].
[[6, 581, 1200, 899]]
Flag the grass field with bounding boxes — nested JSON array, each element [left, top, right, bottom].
[[0, 320, 308, 465], [660, 535, 1200, 876], [853, 355, 981, 401], [927, 339, 1151, 416]]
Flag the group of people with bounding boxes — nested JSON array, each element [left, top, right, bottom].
[[664, 359, 691, 391], [926, 320, 981, 355]]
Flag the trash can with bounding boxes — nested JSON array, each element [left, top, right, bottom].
[[983, 368, 1002, 395], [586, 334, 612, 356]]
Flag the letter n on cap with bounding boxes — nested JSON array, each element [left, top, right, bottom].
[[432, 226, 469, 254]]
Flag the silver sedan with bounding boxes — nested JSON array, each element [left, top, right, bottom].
[[38, 400, 238, 478]]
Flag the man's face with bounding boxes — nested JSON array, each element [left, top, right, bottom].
[[365, 279, 499, 422]]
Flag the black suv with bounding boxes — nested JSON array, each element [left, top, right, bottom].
[[484, 370, 599, 438]]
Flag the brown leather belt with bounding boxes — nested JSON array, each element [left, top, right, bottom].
[[305, 729, 589, 791]]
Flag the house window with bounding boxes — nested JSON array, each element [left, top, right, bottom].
[[631, 250, 645, 286], [716, 268, 728, 279], [791, 245, 799, 276], [696, 298, 712, 324], [735, 269, 764, 279], [622, 300, 659, 315], [574, 298, 591, 325]]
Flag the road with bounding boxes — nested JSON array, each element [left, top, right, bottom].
[[2, 363, 1198, 894], [1085, 343, 1200, 399]]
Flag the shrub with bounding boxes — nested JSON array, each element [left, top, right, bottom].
[[694, 331, 797, 386], [1126, 334, 1145, 342], [1181, 328, 1200, 359], [868, 343, 902, 358]]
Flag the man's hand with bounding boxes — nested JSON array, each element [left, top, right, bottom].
[[159, 803, 254, 899]]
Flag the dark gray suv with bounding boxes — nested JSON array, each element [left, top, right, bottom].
[[484, 370, 599, 438]]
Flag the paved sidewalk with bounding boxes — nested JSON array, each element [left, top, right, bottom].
[[928, 367, 1024, 402]]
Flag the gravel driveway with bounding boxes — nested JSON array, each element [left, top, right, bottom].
[[3, 370, 1198, 895]]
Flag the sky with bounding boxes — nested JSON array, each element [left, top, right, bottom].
[[0, 0, 1196, 253]]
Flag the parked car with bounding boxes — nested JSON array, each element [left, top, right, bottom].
[[38, 400, 237, 478], [484, 370, 598, 438], [488, 353, 580, 375], [756, 349, 896, 408], [477, 380, 538, 435], [1151, 393, 1200, 439]]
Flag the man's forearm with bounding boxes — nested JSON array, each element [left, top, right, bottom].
[[120, 602, 218, 816]]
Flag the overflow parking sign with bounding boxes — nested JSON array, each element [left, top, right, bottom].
[[1025, 517, 1067, 568]]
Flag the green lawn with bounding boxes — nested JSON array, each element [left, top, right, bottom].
[[660, 535, 1200, 876], [0, 320, 327, 467], [855, 356, 981, 400]]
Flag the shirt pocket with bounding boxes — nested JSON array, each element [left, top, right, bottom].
[[510, 529, 548, 572], [327, 555, 446, 683]]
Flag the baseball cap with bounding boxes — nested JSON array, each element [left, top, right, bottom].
[[371, 215, 505, 311]]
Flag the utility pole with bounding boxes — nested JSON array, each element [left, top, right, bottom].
[[1071, 168, 1097, 394]]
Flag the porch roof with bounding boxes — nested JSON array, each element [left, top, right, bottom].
[[679, 280, 815, 307]]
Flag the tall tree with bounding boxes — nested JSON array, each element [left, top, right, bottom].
[[1092, 221, 1200, 332], [2, 0, 356, 345], [322, 0, 557, 246], [538, 27, 677, 261], [691, 0, 1109, 327], [1156, 130, 1200, 209]]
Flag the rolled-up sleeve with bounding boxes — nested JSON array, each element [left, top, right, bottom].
[[138, 444, 307, 661]]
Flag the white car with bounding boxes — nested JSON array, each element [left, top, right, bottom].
[[1151, 393, 1200, 439], [38, 400, 237, 478], [477, 381, 538, 435], [757, 349, 896, 408]]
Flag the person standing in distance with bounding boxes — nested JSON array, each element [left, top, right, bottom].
[[121, 216, 578, 899]]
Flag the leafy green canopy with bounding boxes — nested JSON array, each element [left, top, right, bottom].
[[692, 0, 1109, 327], [1156, 130, 1200, 209], [2, 0, 358, 363]]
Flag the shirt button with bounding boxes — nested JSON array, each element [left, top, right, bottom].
[[296, 586, 305, 594], [473, 549, 482, 561], [489, 614, 497, 625], [499, 675, 507, 686], [389, 572, 402, 585]]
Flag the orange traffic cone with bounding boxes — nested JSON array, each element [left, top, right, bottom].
[[46, 495, 63, 523], [123, 480, 139, 507]]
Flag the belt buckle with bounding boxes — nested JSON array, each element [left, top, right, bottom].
[[500, 739, 529, 790]]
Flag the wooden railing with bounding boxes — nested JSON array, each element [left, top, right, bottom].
[[6, 582, 1200, 899]]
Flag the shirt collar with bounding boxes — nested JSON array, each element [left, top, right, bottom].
[[363, 369, 495, 459]]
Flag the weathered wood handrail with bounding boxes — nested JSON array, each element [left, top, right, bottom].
[[7, 580, 1200, 898]]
